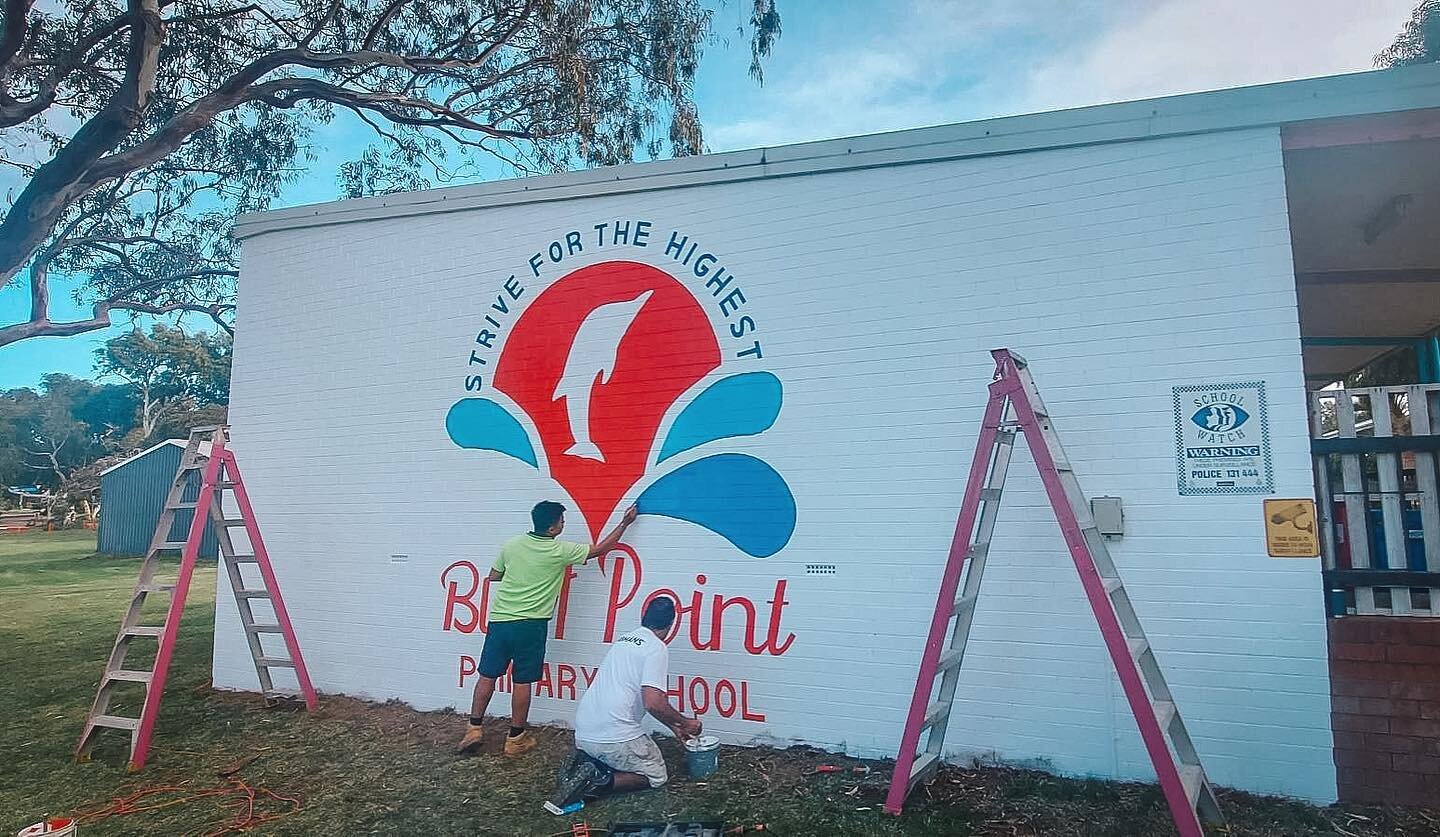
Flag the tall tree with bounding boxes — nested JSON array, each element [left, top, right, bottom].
[[0, 374, 133, 492], [1378, 1, 1440, 66], [94, 323, 231, 442], [0, 1, 782, 348]]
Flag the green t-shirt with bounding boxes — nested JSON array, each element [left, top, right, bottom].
[[489, 534, 590, 622]]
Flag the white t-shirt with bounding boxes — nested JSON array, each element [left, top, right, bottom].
[[575, 627, 670, 743]]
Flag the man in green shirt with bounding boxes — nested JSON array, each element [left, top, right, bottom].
[[456, 500, 638, 757]]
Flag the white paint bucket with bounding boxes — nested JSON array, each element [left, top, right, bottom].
[[684, 735, 720, 779], [18, 818, 77, 837]]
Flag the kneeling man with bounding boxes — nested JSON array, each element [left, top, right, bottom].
[[548, 597, 700, 811]]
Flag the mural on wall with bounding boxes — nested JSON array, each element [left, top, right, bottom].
[[445, 257, 794, 556], [439, 222, 799, 724]]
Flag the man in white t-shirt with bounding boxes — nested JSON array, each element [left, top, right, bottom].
[[546, 597, 700, 812]]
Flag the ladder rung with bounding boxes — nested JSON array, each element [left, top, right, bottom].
[[168, 501, 199, 510], [179, 462, 205, 472], [235, 589, 271, 599], [908, 751, 940, 786], [936, 646, 964, 673], [921, 700, 950, 729], [220, 517, 248, 528], [258, 657, 295, 668], [137, 582, 176, 594], [952, 592, 978, 615], [1153, 699, 1177, 732], [979, 487, 1002, 502], [107, 669, 153, 684], [1179, 764, 1204, 808], [153, 540, 190, 551], [1127, 637, 1150, 659], [219, 481, 238, 489], [246, 623, 283, 633], [264, 689, 302, 702], [90, 714, 141, 731], [230, 554, 259, 564], [123, 625, 165, 637]]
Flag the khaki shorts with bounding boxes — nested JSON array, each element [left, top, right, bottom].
[[576, 735, 668, 788]]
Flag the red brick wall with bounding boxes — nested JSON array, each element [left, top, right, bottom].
[[1329, 616, 1440, 806]]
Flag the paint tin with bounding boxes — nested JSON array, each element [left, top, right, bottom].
[[684, 735, 720, 779], [18, 818, 77, 837]]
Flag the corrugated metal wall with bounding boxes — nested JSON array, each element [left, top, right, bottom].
[[98, 443, 219, 558]]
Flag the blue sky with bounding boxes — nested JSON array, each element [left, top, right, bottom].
[[0, 0, 1418, 389]]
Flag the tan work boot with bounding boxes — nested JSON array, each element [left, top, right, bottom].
[[503, 728, 537, 756], [455, 725, 485, 755]]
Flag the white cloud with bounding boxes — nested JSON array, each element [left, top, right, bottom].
[[704, 0, 1419, 151], [1016, 0, 1418, 113]]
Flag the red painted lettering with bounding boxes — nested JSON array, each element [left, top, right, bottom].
[[553, 566, 578, 639], [714, 679, 737, 718], [712, 594, 757, 652], [688, 575, 714, 649], [600, 545, 642, 642], [534, 663, 553, 698], [740, 681, 765, 722], [668, 676, 686, 713], [459, 654, 477, 688], [441, 561, 481, 633], [689, 676, 711, 715], [761, 580, 796, 656], [581, 666, 598, 687], [557, 664, 578, 700]]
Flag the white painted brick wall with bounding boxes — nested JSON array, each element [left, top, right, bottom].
[[220, 126, 1335, 801]]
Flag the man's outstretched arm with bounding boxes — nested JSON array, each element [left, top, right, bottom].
[[643, 686, 702, 740], [586, 504, 639, 559]]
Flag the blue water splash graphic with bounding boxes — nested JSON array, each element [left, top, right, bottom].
[[657, 372, 783, 463], [636, 453, 796, 558], [446, 399, 538, 468]]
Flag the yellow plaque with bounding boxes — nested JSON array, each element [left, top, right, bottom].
[[1264, 499, 1320, 558]]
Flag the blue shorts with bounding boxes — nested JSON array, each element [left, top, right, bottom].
[[478, 618, 548, 683]]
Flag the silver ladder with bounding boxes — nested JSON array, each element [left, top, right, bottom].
[[76, 426, 316, 770], [884, 350, 1222, 837]]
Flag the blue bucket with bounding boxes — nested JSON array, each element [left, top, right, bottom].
[[684, 735, 720, 779]]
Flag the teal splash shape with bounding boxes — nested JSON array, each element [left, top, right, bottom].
[[637, 453, 795, 558], [657, 372, 783, 463], [446, 398, 538, 468]]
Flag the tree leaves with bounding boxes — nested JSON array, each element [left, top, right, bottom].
[[0, 0, 783, 347]]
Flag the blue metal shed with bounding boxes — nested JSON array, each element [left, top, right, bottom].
[[98, 441, 219, 558]]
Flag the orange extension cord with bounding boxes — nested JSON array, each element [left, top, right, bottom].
[[74, 778, 300, 836]]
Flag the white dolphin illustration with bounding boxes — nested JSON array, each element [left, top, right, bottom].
[[553, 290, 653, 461]]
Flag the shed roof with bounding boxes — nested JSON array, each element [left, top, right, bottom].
[[100, 440, 214, 477], [234, 63, 1440, 241]]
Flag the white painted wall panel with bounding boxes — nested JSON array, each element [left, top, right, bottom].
[[220, 126, 1334, 801]]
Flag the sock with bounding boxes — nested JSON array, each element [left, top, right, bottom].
[[468, 716, 484, 727], [508, 726, 526, 738]]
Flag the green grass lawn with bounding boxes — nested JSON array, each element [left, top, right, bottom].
[[2, 530, 1437, 836]]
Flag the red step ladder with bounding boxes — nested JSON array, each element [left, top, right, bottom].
[[883, 350, 1223, 836], [76, 426, 316, 770]]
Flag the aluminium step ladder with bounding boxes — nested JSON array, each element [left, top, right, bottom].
[[76, 426, 317, 771], [883, 350, 1223, 837]]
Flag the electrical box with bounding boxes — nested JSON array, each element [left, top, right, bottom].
[[1091, 496, 1124, 537]]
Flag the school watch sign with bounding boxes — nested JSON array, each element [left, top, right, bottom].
[[439, 220, 798, 724]]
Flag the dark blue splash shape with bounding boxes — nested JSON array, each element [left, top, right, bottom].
[[658, 372, 783, 463], [446, 398, 538, 468], [637, 453, 795, 558]]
